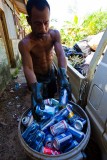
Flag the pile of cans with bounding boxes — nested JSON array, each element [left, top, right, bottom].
[[21, 99, 87, 155]]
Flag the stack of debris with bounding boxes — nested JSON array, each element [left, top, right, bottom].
[[64, 31, 104, 76]]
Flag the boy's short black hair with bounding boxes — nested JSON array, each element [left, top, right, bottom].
[[26, 0, 50, 16]]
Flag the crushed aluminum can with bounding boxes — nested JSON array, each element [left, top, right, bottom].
[[50, 120, 68, 136], [44, 134, 53, 148], [22, 110, 33, 127], [53, 131, 73, 150]]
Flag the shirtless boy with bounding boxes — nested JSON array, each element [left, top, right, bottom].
[[18, 0, 71, 109]]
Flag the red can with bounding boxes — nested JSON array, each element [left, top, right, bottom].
[[41, 146, 60, 155]]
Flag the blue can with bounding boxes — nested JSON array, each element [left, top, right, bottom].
[[51, 98, 59, 106], [55, 108, 69, 122], [66, 105, 79, 124], [66, 104, 87, 131], [22, 121, 39, 142], [36, 104, 56, 117], [63, 140, 79, 153], [66, 105, 84, 129], [68, 125, 85, 142], [50, 120, 68, 136], [35, 142, 43, 152], [73, 117, 86, 131], [44, 134, 53, 148], [41, 108, 69, 133], [30, 130, 45, 151], [15, 82, 20, 90], [66, 103, 73, 111], [22, 116, 30, 127], [41, 118, 56, 133], [53, 131, 73, 150], [21, 110, 33, 127], [44, 105, 56, 116], [59, 89, 68, 109]]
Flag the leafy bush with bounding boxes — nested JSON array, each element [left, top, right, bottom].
[[82, 10, 107, 35], [60, 10, 107, 47]]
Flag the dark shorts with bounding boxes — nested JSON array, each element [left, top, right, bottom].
[[36, 65, 57, 99]]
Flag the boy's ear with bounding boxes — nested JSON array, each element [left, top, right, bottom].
[[26, 16, 31, 25]]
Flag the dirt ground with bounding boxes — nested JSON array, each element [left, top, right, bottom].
[[0, 68, 30, 160], [0, 68, 102, 160]]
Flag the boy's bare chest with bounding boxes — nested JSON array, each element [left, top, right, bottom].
[[30, 37, 53, 57]]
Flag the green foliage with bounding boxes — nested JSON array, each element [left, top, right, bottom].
[[82, 10, 107, 35], [19, 13, 31, 34], [60, 15, 86, 46], [60, 10, 107, 47], [11, 68, 19, 79]]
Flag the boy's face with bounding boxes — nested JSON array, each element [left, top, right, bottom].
[[28, 7, 50, 38]]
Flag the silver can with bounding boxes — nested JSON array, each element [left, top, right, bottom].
[[53, 132, 72, 150], [50, 120, 68, 136]]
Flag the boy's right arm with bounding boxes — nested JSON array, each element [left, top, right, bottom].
[[18, 40, 37, 85], [18, 41, 44, 106]]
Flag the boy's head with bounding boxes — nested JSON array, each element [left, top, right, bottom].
[[26, 0, 50, 17], [26, 0, 50, 38]]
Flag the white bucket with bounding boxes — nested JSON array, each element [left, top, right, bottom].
[[18, 101, 91, 160]]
